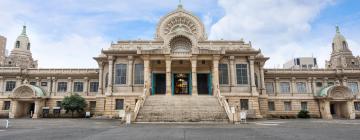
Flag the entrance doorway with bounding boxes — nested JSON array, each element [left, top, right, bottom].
[[174, 73, 190, 95], [330, 101, 348, 119], [197, 74, 211, 95], [16, 101, 35, 118], [152, 73, 166, 95]]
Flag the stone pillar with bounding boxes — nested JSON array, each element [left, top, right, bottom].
[[249, 56, 257, 96], [128, 56, 134, 88], [165, 56, 172, 96], [98, 62, 104, 95], [323, 77, 328, 88], [191, 57, 198, 96], [84, 77, 89, 96], [9, 100, 18, 118], [275, 77, 280, 96], [319, 99, 332, 119], [291, 77, 296, 95], [35, 77, 41, 86], [46, 77, 51, 95], [311, 77, 316, 95], [32, 100, 42, 119], [212, 55, 220, 96], [229, 56, 236, 92], [259, 62, 266, 95], [16, 76, 21, 87], [342, 77, 348, 86], [106, 56, 114, 96], [52, 77, 57, 95], [143, 56, 151, 96], [67, 77, 72, 94], [0, 76, 3, 95], [307, 77, 312, 95], [347, 100, 356, 119]]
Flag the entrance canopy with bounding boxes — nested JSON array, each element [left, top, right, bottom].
[[317, 85, 354, 100], [11, 84, 46, 98]]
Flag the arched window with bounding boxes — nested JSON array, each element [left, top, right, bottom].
[[16, 41, 20, 48], [27, 43, 31, 50], [170, 36, 192, 53], [342, 41, 347, 49]]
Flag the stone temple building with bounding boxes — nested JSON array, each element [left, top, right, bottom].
[[0, 5, 359, 121]]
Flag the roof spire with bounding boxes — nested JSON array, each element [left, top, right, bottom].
[[336, 26, 340, 34], [21, 25, 27, 36], [178, 0, 183, 9]]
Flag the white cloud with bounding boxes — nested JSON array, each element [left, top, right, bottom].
[[0, 0, 220, 68], [210, 0, 336, 68]]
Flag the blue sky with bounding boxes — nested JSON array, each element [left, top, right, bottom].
[[0, 0, 359, 68]]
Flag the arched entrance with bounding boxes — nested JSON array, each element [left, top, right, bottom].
[[318, 85, 356, 119], [9, 84, 47, 118]]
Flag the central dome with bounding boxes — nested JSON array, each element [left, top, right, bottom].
[[155, 6, 207, 41]]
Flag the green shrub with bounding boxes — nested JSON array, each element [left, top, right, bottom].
[[297, 110, 310, 118]]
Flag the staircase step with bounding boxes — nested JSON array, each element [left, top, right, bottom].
[[136, 96, 229, 122]]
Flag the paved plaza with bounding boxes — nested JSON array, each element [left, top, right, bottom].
[[0, 119, 359, 140]]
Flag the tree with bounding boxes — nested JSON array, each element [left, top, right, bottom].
[[62, 94, 87, 117]]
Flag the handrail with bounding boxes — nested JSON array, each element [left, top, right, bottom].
[[132, 88, 147, 121], [215, 85, 234, 122]]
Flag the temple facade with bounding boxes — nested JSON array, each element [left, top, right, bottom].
[[0, 5, 359, 121]]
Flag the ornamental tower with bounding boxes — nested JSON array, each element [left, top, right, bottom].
[[5, 26, 38, 68], [326, 26, 360, 69]]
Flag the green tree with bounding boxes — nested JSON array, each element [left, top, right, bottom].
[[61, 94, 87, 117]]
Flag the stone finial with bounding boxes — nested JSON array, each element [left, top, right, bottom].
[[178, 0, 183, 9], [336, 26, 340, 34], [21, 25, 27, 36]]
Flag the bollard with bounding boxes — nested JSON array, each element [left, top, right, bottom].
[[5, 120, 9, 128]]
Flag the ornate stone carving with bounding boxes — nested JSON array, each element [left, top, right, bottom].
[[164, 17, 198, 37], [13, 86, 34, 97]]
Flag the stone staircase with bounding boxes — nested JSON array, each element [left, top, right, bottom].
[[136, 95, 229, 122]]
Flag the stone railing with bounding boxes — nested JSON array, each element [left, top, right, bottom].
[[27, 68, 98, 75], [215, 85, 234, 122], [0, 67, 22, 74], [132, 88, 147, 121]]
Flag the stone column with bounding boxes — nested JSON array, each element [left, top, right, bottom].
[[106, 56, 114, 96], [143, 55, 151, 96], [249, 56, 257, 96], [347, 100, 356, 119], [67, 77, 72, 94], [128, 56, 134, 88], [0, 76, 3, 95], [9, 100, 18, 118], [229, 56, 236, 92], [291, 77, 296, 95], [98, 62, 104, 95], [319, 99, 332, 119], [165, 56, 172, 96], [52, 77, 57, 95], [32, 100, 42, 119], [84, 77, 89, 96], [311, 77, 316, 95], [16, 76, 21, 87], [212, 55, 220, 96], [307, 77, 312, 95], [35, 77, 41, 86], [275, 77, 280, 96], [323, 77, 328, 87], [259, 62, 266, 95], [342, 77, 348, 86], [191, 57, 198, 96]]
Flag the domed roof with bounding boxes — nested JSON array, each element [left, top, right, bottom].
[[155, 5, 207, 41]]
